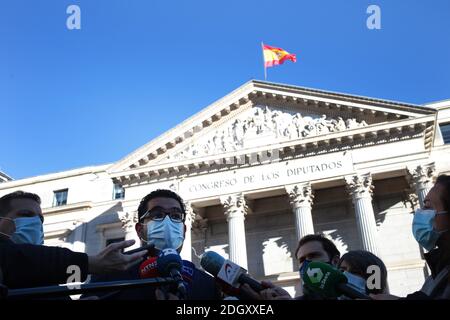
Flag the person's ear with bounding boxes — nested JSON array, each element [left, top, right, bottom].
[[135, 222, 144, 240], [331, 255, 340, 267], [183, 224, 186, 237]]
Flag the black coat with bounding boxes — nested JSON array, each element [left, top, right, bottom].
[[403, 232, 450, 300], [0, 237, 89, 290]]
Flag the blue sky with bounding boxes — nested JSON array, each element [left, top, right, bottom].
[[1, 0, 449, 180]]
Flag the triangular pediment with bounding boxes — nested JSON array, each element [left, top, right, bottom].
[[157, 105, 371, 164], [108, 80, 436, 181]]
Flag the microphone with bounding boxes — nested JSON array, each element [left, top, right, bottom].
[[156, 249, 187, 299], [200, 251, 264, 292], [140, 255, 193, 294], [139, 256, 159, 279], [300, 261, 371, 300], [125, 243, 155, 255], [180, 260, 194, 290]]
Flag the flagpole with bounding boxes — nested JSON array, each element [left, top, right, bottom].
[[261, 41, 267, 81]]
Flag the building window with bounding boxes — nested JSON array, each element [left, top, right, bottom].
[[440, 123, 450, 144], [53, 189, 68, 207], [113, 184, 125, 200]]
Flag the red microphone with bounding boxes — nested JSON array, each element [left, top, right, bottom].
[[139, 257, 159, 278]]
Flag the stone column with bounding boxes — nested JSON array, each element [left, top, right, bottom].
[[72, 221, 86, 253], [285, 183, 315, 241], [220, 193, 248, 270], [408, 163, 436, 208], [119, 211, 140, 250], [345, 173, 380, 256], [192, 216, 208, 260], [180, 201, 196, 261]]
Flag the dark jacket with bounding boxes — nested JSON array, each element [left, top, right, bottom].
[[404, 232, 450, 300], [82, 258, 221, 300], [0, 237, 89, 290]]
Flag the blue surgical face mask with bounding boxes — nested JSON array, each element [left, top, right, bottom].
[[11, 216, 44, 245], [343, 271, 367, 294], [146, 216, 184, 251], [412, 209, 448, 251]]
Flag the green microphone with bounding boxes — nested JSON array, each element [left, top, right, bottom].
[[300, 261, 371, 299]]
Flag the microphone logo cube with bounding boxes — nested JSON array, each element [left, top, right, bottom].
[[217, 260, 245, 288], [307, 267, 324, 284]]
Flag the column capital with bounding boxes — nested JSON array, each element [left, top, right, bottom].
[[407, 163, 436, 190], [403, 190, 419, 213], [119, 211, 138, 230], [183, 200, 196, 225], [220, 193, 247, 220], [285, 183, 314, 209], [345, 173, 374, 200]]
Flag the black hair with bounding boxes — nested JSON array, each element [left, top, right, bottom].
[[338, 250, 388, 294], [137, 189, 186, 221], [295, 234, 340, 261], [0, 191, 41, 217], [436, 174, 450, 212]]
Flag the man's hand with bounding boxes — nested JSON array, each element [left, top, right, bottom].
[[240, 281, 293, 300], [88, 240, 146, 275]]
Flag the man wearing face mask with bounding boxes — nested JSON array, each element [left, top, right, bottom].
[[83, 189, 221, 300], [372, 174, 450, 300], [242, 234, 342, 300], [0, 191, 147, 290], [0, 191, 44, 245]]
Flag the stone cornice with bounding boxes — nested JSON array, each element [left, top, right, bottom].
[[109, 81, 436, 175], [43, 201, 93, 216], [252, 80, 434, 114], [0, 164, 111, 190], [111, 115, 435, 185]]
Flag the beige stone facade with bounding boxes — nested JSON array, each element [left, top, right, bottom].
[[1, 80, 450, 297]]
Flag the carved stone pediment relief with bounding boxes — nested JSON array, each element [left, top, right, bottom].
[[163, 105, 368, 162]]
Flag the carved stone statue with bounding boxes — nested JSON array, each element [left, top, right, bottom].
[[166, 106, 370, 161], [334, 116, 346, 131], [232, 119, 245, 144], [346, 118, 359, 129], [253, 108, 265, 134]]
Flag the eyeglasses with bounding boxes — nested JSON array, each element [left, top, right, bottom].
[[140, 206, 185, 223]]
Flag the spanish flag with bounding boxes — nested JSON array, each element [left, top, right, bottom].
[[262, 43, 297, 68]]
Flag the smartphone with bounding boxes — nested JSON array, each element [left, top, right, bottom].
[[125, 243, 155, 255]]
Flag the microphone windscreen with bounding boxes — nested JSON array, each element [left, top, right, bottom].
[[300, 261, 347, 298], [199, 251, 225, 277], [157, 249, 183, 276]]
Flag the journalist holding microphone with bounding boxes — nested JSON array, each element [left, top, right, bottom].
[[0, 191, 146, 290], [82, 189, 221, 300], [242, 235, 389, 300], [242, 234, 341, 300]]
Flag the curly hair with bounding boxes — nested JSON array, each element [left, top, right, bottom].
[[137, 189, 186, 221]]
